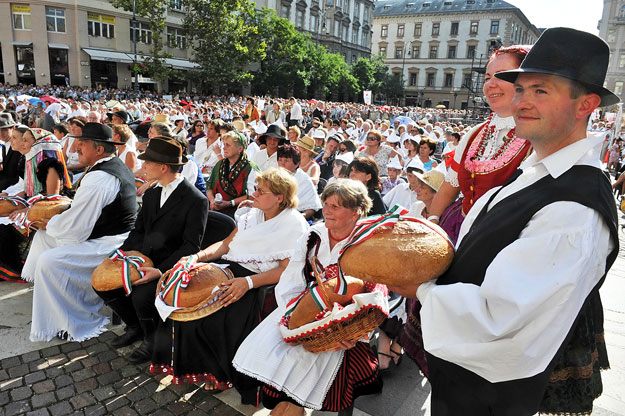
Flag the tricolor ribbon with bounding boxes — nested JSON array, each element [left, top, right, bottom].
[[0, 196, 28, 208], [283, 280, 331, 322], [108, 249, 147, 295], [135, 178, 148, 184], [159, 256, 199, 307], [18, 194, 72, 230]]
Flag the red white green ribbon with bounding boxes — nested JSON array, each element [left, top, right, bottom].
[[17, 194, 72, 229], [136, 178, 148, 184], [108, 249, 147, 295], [0, 196, 27, 208], [283, 280, 330, 320], [159, 256, 200, 307]]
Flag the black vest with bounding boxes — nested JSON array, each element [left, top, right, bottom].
[[87, 157, 137, 240], [428, 165, 619, 416]]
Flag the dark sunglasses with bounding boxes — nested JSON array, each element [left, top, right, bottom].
[[339, 147, 347, 152], [366, 136, 380, 141]]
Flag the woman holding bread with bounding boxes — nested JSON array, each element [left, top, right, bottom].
[[149, 168, 309, 404], [233, 179, 387, 414]]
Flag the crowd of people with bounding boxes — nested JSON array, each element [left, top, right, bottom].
[[0, 27, 621, 416]]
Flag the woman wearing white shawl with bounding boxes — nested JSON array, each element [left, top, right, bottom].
[[233, 179, 386, 414], [149, 168, 309, 405]]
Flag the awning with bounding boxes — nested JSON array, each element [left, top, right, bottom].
[[82, 48, 134, 64], [11, 41, 32, 46], [165, 57, 199, 70], [48, 43, 69, 49]]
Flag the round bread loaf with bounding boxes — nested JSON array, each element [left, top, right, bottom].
[[288, 276, 364, 330], [0, 199, 27, 217], [92, 251, 153, 291], [27, 199, 71, 223], [162, 263, 231, 308], [135, 179, 148, 189], [339, 219, 454, 286]]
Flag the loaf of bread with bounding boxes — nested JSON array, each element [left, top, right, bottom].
[[27, 199, 71, 223], [288, 276, 365, 330], [92, 251, 153, 291], [339, 219, 454, 286], [162, 263, 230, 308], [0, 198, 27, 217]]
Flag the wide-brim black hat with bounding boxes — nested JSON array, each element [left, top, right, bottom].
[[259, 124, 288, 146], [106, 110, 132, 124], [0, 113, 17, 128], [76, 122, 125, 145], [138, 137, 188, 166], [495, 27, 620, 107]]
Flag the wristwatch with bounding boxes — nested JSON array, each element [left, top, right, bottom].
[[230, 200, 235, 207]]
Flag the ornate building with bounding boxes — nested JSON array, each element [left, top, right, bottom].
[[599, 0, 625, 104], [372, 0, 540, 108]]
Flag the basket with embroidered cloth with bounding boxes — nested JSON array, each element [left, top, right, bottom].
[[0, 196, 28, 216], [338, 205, 455, 286], [155, 258, 234, 322], [92, 250, 153, 292]]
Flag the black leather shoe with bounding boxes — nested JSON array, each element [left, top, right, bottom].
[[111, 326, 143, 348], [128, 341, 153, 365]]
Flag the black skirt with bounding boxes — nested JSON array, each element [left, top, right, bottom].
[[149, 261, 262, 403]]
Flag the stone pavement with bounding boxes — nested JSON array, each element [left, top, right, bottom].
[[1, 211, 625, 415]]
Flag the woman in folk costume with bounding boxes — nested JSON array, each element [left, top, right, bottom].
[[402, 45, 532, 379], [150, 168, 309, 404], [0, 128, 71, 280], [233, 179, 387, 414]]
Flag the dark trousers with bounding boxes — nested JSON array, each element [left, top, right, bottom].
[[94, 279, 160, 328]]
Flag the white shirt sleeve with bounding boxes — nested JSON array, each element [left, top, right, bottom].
[[418, 201, 612, 383], [47, 170, 120, 245], [181, 160, 198, 185]]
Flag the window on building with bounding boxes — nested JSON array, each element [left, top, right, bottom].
[[444, 73, 453, 87], [470, 21, 479, 35], [344, 0, 349, 13], [490, 20, 499, 34], [429, 45, 438, 59], [343, 25, 348, 41], [130, 22, 153, 44], [296, 9, 305, 28], [450, 22, 459, 35], [608, 30, 616, 42], [361, 31, 367, 46], [381, 25, 388, 37], [88, 13, 115, 38], [363, 6, 369, 22], [353, 27, 358, 44], [352, 54, 357, 63], [463, 73, 472, 88], [619, 53, 625, 68], [46, 7, 66, 32], [414, 23, 422, 37], [327, 0, 333, 5], [395, 46, 404, 59], [311, 14, 318, 32], [334, 20, 340, 37], [467, 45, 476, 59], [12, 4, 31, 30], [326, 18, 331, 34], [615, 81, 624, 96], [167, 27, 186, 49], [409, 72, 417, 86], [336, 0, 341, 8], [354, 2, 360, 18], [379, 46, 387, 57], [169, 0, 183, 11], [397, 24, 405, 37], [448, 45, 456, 58], [412, 45, 420, 58], [432, 22, 440, 36], [282, 5, 290, 18], [427, 72, 435, 87]]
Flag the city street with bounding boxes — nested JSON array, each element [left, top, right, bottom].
[[1, 210, 624, 416]]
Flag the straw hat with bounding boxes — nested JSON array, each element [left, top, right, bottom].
[[232, 119, 246, 132], [415, 169, 445, 192], [295, 136, 319, 155], [153, 113, 171, 125]]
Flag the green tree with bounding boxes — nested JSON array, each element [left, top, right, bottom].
[[182, 0, 266, 92]]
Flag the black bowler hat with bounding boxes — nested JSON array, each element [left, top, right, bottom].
[[138, 137, 188, 166], [106, 110, 132, 124], [495, 27, 620, 107], [76, 122, 125, 145], [259, 124, 288, 146]]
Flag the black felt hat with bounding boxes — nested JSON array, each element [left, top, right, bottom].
[[0, 113, 17, 128], [106, 110, 132, 124], [259, 124, 288, 146], [76, 122, 124, 145], [138, 137, 188, 165], [495, 27, 620, 107]]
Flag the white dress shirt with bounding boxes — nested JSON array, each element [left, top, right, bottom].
[[157, 176, 184, 207]]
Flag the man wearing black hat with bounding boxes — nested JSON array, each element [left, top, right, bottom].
[[0, 113, 22, 192], [392, 28, 619, 415], [94, 137, 208, 364], [23, 122, 138, 343]]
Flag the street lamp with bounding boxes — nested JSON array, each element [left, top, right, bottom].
[[451, 88, 458, 109], [132, 0, 139, 94], [401, 41, 411, 105]]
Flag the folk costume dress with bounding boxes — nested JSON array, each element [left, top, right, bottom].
[[401, 114, 532, 378], [206, 153, 253, 216], [233, 223, 386, 412], [150, 207, 308, 402]]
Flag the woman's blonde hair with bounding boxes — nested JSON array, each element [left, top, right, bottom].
[[288, 125, 301, 139], [256, 167, 299, 210], [112, 124, 133, 143], [321, 178, 372, 218], [222, 131, 245, 151]]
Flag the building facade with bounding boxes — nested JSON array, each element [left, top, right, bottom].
[[372, 0, 540, 108], [256, 0, 375, 64], [0, 0, 196, 92], [599, 0, 625, 105]]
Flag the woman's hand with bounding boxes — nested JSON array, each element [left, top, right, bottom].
[[136, 181, 152, 197], [219, 277, 250, 307], [178, 253, 199, 266], [134, 266, 162, 285], [9, 208, 28, 223], [237, 199, 253, 209], [213, 200, 231, 211]]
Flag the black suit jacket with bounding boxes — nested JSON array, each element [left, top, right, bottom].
[[0, 146, 24, 192], [120, 179, 208, 273]]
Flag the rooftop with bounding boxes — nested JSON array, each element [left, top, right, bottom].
[[374, 0, 519, 17]]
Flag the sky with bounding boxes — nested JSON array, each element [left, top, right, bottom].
[[506, 0, 603, 35]]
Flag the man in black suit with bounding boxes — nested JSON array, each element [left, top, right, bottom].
[[94, 137, 208, 364], [0, 113, 22, 192]]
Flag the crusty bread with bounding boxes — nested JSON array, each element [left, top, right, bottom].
[[0, 199, 26, 217], [27, 200, 71, 223], [91, 251, 153, 292], [339, 219, 454, 286], [288, 276, 365, 330], [162, 264, 230, 308]]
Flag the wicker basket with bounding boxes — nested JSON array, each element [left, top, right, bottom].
[[283, 256, 388, 354]]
